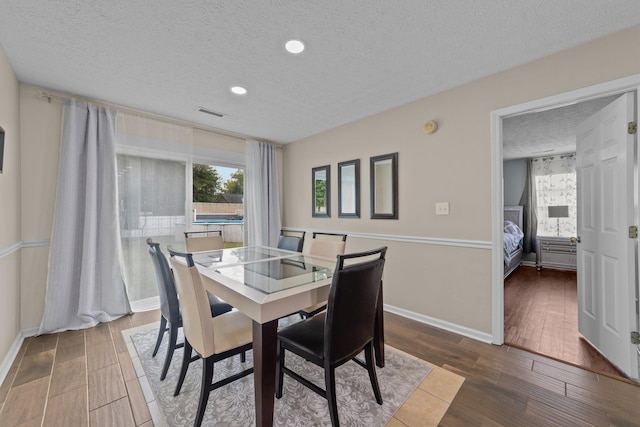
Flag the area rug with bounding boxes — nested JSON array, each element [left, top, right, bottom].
[[127, 316, 434, 426]]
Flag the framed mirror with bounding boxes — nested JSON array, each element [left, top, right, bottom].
[[0, 126, 4, 174], [338, 159, 360, 218], [370, 152, 398, 219], [312, 165, 330, 217]]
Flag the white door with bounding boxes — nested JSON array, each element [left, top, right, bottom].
[[575, 92, 638, 379]]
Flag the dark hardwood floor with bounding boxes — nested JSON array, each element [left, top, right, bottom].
[[385, 311, 640, 426], [504, 265, 625, 379]]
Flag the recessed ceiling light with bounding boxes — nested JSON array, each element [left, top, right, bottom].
[[285, 39, 305, 54], [231, 86, 247, 95]]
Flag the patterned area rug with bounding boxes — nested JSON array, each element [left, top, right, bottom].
[[129, 315, 433, 426]]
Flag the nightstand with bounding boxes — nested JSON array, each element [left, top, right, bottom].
[[536, 236, 577, 270]]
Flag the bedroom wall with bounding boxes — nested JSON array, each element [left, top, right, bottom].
[[0, 44, 22, 370], [282, 24, 640, 338], [503, 159, 526, 206]]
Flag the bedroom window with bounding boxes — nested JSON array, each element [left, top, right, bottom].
[[533, 154, 576, 237]]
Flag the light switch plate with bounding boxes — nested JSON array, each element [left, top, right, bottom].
[[435, 202, 449, 215]]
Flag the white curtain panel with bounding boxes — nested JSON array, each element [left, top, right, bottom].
[[244, 140, 281, 247], [532, 154, 577, 237], [38, 101, 131, 334]]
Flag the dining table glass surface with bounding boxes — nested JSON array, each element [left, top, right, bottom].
[[191, 246, 295, 268], [212, 255, 333, 294]]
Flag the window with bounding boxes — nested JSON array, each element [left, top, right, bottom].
[[533, 154, 576, 237], [191, 163, 244, 247], [115, 112, 245, 310], [117, 154, 187, 307]]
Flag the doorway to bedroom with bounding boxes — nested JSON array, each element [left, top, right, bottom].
[[500, 93, 628, 379]]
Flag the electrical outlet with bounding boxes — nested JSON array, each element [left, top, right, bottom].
[[435, 202, 449, 216]]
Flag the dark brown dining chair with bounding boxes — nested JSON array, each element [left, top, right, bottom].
[[146, 239, 234, 393], [184, 229, 224, 252], [168, 246, 254, 427], [276, 246, 387, 427], [277, 229, 306, 252], [298, 232, 348, 319]]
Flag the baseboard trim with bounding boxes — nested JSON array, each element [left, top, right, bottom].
[[384, 304, 494, 344], [0, 327, 38, 387]]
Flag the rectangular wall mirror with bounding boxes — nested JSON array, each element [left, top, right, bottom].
[[370, 152, 398, 219], [338, 159, 360, 218], [0, 126, 5, 174], [312, 165, 330, 217]]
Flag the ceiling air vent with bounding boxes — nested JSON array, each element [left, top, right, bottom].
[[198, 107, 226, 118]]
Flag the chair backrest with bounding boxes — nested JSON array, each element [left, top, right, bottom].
[[309, 232, 347, 259], [146, 238, 180, 323], [277, 230, 306, 252], [167, 247, 216, 358], [324, 247, 387, 364], [184, 230, 224, 252]]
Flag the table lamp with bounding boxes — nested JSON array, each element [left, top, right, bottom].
[[548, 205, 569, 236]]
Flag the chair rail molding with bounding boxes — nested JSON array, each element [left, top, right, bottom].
[[282, 228, 491, 250], [0, 239, 51, 260]]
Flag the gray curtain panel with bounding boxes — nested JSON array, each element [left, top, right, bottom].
[[39, 100, 131, 334], [244, 140, 281, 247], [518, 158, 538, 254]]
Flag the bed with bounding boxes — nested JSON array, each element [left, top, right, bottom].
[[504, 205, 524, 278]]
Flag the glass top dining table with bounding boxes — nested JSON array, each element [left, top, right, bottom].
[[190, 246, 385, 427]]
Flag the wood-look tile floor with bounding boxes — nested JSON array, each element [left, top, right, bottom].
[[504, 266, 625, 379], [1, 307, 639, 426], [0, 310, 158, 427]]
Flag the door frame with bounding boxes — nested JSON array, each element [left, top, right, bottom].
[[490, 74, 640, 345]]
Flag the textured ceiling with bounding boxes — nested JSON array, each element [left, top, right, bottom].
[[1, 1, 640, 144], [503, 95, 621, 160]]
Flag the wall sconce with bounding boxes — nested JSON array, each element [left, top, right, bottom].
[[423, 120, 438, 134]]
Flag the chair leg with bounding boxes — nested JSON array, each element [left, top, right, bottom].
[[175, 339, 193, 396], [152, 316, 167, 357], [325, 364, 340, 427], [160, 322, 178, 381], [275, 341, 285, 399], [194, 356, 214, 427], [365, 343, 383, 405]]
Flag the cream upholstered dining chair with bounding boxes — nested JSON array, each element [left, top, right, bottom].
[[146, 238, 233, 391], [167, 246, 253, 427], [184, 230, 224, 252], [297, 232, 348, 319], [276, 246, 387, 427]]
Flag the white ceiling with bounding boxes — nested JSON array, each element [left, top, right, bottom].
[[1, 1, 640, 144]]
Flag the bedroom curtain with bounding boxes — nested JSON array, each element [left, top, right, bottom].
[[244, 140, 281, 247], [531, 154, 577, 237], [39, 100, 131, 334], [518, 158, 538, 253]]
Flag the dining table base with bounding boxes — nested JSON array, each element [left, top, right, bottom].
[[253, 319, 278, 427]]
